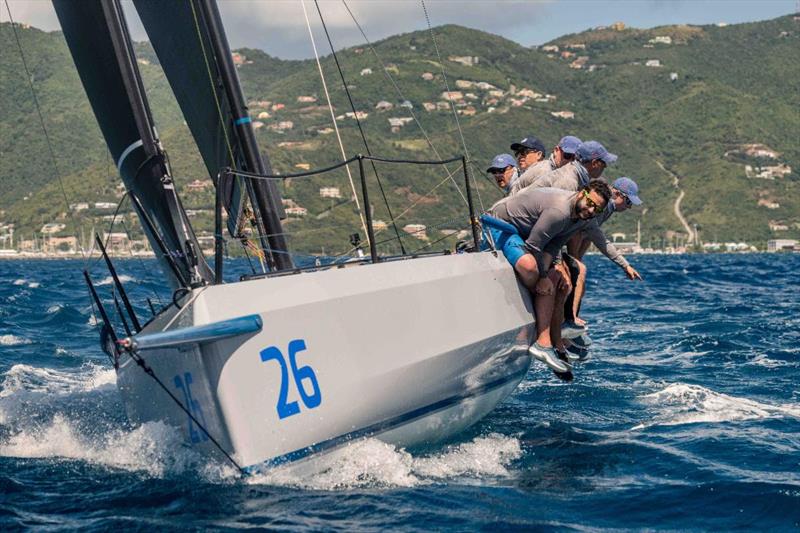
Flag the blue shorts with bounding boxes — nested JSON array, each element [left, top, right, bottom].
[[480, 215, 527, 267]]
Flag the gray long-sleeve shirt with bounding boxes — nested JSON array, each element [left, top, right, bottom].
[[579, 203, 631, 270], [534, 160, 591, 192], [489, 187, 597, 275], [510, 156, 556, 194]]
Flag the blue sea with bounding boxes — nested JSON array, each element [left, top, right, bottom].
[[1, 254, 799, 531]]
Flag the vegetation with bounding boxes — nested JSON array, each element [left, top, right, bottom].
[[1, 14, 798, 256]]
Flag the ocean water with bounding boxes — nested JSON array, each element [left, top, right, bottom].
[[1, 254, 799, 531]]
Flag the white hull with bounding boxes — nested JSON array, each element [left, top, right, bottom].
[[116, 252, 533, 472]]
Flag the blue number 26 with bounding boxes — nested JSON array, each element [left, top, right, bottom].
[[260, 339, 322, 419]]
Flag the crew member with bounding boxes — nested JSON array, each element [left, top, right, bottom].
[[511, 135, 582, 194], [482, 180, 612, 376], [510, 136, 546, 174], [486, 153, 519, 194]]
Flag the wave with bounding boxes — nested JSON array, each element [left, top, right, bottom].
[[0, 334, 31, 346], [633, 383, 800, 429], [0, 363, 115, 398], [249, 433, 522, 490], [0, 415, 216, 478], [95, 274, 137, 286]]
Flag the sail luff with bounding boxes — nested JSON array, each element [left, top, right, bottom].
[[52, 0, 212, 287]]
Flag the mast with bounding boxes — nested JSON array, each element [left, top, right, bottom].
[[196, 0, 293, 270]]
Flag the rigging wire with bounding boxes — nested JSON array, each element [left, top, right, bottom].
[[4, 0, 87, 259], [299, 0, 370, 247], [340, 0, 469, 208], [187, 1, 266, 272], [312, 0, 407, 255], [420, 0, 486, 212]]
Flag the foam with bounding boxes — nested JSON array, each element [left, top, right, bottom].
[[0, 363, 116, 398], [0, 334, 31, 346], [0, 415, 199, 477], [96, 274, 136, 286], [12, 279, 26, 286], [248, 433, 521, 490], [633, 383, 800, 429]]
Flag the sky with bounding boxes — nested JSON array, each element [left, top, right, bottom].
[[2, 0, 796, 59]]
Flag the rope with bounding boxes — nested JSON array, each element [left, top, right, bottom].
[[313, 0, 407, 254], [4, 0, 88, 259], [300, 0, 369, 244], [122, 347, 244, 474], [340, 0, 469, 208], [420, 0, 484, 213], [188, 1, 265, 269]]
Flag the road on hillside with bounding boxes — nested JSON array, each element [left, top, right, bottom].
[[656, 160, 695, 244]]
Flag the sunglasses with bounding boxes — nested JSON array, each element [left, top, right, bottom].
[[582, 189, 602, 210], [619, 192, 633, 207], [489, 168, 506, 175]]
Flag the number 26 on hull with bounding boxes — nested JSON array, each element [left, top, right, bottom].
[[260, 339, 322, 420]]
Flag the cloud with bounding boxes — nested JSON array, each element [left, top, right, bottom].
[[2, 0, 550, 59]]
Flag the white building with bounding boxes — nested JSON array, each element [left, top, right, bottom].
[[360, 68, 373, 76], [320, 187, 342, 199], [645, 59, 662, 67], [41, 223, 66, 235], [94, 202, 117, 209], [403, 224, 428, 240], [767, 239, 797, 252], [375, 100, 394, 111]]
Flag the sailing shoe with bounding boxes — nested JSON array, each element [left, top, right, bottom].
[[571, 332, 593, 348], [529, 343, 569, 373], [556, 349, 575, 370], [565, 343, 590, 362], [561, 320, 586, 340]]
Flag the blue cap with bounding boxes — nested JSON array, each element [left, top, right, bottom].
[[576, 140, 618, 165], [510, 136, 546, 154], [558, 135, 582, 154], [613, 177, 642, 205], [486, 153, 517, 172]]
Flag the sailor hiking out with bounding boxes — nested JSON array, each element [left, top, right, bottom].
[[481, 181, 613, 377]]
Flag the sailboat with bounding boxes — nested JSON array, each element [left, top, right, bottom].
[[53, 0, 534, 474]]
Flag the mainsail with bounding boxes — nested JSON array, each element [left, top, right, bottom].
[[132, 0, 293, 270], [53, 0, 212, 287]]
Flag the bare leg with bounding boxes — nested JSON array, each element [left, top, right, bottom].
[[550, 263, 572, 351], [572, 259, 587, 326], [513, 254, 554, 347]]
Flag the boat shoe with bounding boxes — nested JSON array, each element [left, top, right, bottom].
[[529, 343, 569, 373], [561, 320, 586, 339]]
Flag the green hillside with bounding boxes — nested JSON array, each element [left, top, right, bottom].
[[1, 15, 798, 256]]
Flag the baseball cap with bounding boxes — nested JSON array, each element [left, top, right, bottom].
[[486, 153, 517, 172], [510, 136, 546, 154], [612, 177, 642, 205], [558, 135, 582, 154], [576, 140, 617, 165]]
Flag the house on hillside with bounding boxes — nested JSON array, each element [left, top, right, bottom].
[[670, 72, 679, 81], [317, 127, 334, 135], [252, 121, 264, 129], [758, 199, 780, 209], [421, 72, 434, 81], [541, 45, 559, 52], [295, 163, 311, 170], [475, 82, 496, 91], [455, 80, 474, 89], [375, 100, 394, 111], [231, 52, 246, 65], [645, 59, 662, 67], [360, 68, 372, 76], [649, 36, 672, 44], [94, 202, 117, 209], [422, 102, 436, 112], [400, 100, 413, 109], [320, 187, 341, 199], [41, 223, 66, 235], [286, 206, 308, 217], [70, 202, 89, 211], [560, 51, 575, 59], [459, 106, 477, 116], [269, 121, 293, 131], [570, 56, 590, 69], [551, 110, 575, 119], [271, 103, 285, 111], [517, 88, 541, 99], [436, 101, 450, 111], [187, 179, 212, 191], [297, 95, 317, 103], [441, 91, 464, 101], [388, 117, 414, 132], [448, 55, 478, 66], [403, 223, 428, 240], [566, 43, 586, 50], [487, 89, 505, 98], [257, 111, 271, 119]]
